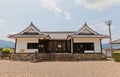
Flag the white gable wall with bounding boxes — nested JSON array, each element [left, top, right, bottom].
[[80, 29, 91, 33], [26, 26, 37, 33], [73, 38, 101, 53], [49, 33, 68, 40], [77, 25, 98, 35], [16, 38, 38, 53]]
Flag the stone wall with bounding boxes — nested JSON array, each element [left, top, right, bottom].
[[10, 53, 42, 61], [73, 54, 106, 61], [10, 53, 106, 61]]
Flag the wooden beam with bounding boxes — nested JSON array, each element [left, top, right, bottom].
[[15, 39, 17, 54], [100, 38, 102, 54]]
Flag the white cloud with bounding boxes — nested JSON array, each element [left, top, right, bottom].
[[0, 18, 6, 29], [9, 32, 16, 35], [40, 0, 71, 20], [90, 22, 115, 43], [75, 0, 120, 11], [91, 22, 115, 35], [91, 23, 115, 31], [102, 35, 120, 44], [64, 11, 71, 20], [41, 0, 62, 16]]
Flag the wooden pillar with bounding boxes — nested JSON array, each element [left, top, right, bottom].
[[44, 39, 47, 52], [38, 38, 40, 53], [66, 40, 67, 52], [15, 38, 17, 54], [71, 38, 73, 53], [100, 38, 102, 54]]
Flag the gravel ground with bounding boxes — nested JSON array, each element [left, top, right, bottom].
[[0, 60, 120, 77]]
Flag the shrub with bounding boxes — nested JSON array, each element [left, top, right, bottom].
[[113, 51, 120, 62], [2, 48, 11, 53]]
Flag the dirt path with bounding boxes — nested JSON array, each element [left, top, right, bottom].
[[0, 60, 120, 77]]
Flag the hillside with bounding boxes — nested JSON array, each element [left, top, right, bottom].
[[102, 44, 120, 49], [0, 40, 15, 48]]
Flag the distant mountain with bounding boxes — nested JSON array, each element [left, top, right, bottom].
[[102, 44, 120, 49], [102, 44, 110, 49], [0, 40, 15, 48]]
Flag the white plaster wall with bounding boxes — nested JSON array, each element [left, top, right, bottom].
[[102, 49, 112, 57], [49, 33, 68, 39], [16, 38, 38, 53], [73, 38, 101, 53]]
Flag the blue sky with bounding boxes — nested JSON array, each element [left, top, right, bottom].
[[0, 0, 120, 43]]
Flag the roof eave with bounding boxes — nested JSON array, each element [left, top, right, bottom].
[[69, 35, 109, 39], [8, 35, 50, 39]]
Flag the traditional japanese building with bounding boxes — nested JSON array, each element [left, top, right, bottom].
[[8, 22, 109, 54]]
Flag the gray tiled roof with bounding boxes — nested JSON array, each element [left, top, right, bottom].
[[111, 39, 120, 44], [69, 34, 109, 38], [8, 22, 109, 39], [8, 34, 49, 38], [18, 22, 42, 34], [76, 22, 99, 35]]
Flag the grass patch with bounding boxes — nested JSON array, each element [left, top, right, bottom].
[[113, 51, 120, 62]]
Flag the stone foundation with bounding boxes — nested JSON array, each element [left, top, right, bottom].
[[10, 53, 106, 61], [73, 54, 106, 61]]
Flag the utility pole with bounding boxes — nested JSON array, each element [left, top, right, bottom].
[[105, 20, 113, 57]]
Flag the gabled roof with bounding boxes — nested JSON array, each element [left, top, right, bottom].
[[8, 22, 49, 38], [8, 22, 109, 39], [69, 22, 109, 39], [76, 22, 99, 35], [19, 22, 42, 34]]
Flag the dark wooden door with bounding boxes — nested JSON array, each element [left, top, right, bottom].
[[38, 39, 46, 53]]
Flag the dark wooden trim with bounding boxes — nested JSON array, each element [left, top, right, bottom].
[[38, 39, 39, 53], [38, 39, 46, 53], [52, 40, 55, 53], [100, 38, 102, 54], [70, 39, 72, 53], [43, 39, 44, 52], [44, 39, 47, 52], [70, 38, 74, 54], [15, 39, 17, 54], [93, 44, 95, 54], [65, 40, 67, 52]]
